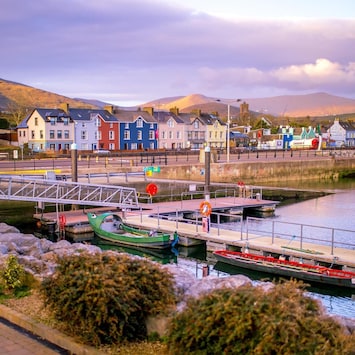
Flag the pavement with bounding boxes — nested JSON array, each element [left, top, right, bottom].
[[0, 305, 105, 355]]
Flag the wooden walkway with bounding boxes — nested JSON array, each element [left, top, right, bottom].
[[33, 196, 355, 271]]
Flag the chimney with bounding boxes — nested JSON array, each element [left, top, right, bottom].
[[143, 107, 154, 116], [104, 105, 114, 114], [59, 103, 69, 113], [169, 106, 179, 115], [191, 109, 201, 116]]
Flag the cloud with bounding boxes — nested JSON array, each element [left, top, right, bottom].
[[1, 0, 355, 104]]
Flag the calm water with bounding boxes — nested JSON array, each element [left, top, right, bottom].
[[1, 179, 354, 319], [210, 180, 355, 319]]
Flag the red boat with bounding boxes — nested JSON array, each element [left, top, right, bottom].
[[213, 250, 355, 289]]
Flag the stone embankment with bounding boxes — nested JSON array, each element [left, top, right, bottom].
[[0, 222, 354, 336]]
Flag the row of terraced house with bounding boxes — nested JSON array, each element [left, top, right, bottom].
[[16, 103, 228, 153]]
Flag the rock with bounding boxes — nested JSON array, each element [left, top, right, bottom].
[[0, 223, 20, 234], [0, 222, 353, 335]]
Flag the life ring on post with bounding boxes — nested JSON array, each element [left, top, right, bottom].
[[146, 183, 158, 196], [200, 201, 212, 217]]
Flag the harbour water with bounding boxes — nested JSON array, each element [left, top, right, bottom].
[[0, 179, 354, 319], [208, 179, 355, 319]]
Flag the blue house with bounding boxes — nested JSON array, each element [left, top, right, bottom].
[[114, 109, 158, 150]]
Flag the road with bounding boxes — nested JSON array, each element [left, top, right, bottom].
[[0, 148, 347, 173]]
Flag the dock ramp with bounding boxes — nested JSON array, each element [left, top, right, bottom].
[[0, 176, 138, 209]]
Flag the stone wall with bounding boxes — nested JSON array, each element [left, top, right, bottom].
[[150, 157, 355, 184]]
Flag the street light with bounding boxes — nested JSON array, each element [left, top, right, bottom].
[[216, 99, 241, 163], [227, 104, 231, 163]]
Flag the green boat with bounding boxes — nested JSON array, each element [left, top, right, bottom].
[[87, 212, 178, 250]]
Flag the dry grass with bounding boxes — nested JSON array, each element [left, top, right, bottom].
[[3, 290, 168, 355]]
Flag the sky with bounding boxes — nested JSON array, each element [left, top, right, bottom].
[[1, 0, 355, 106]]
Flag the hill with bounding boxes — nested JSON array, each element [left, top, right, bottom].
[[1, 78, 355, 118], [0, 79, 98, 111], [145, 93, 355, 117]]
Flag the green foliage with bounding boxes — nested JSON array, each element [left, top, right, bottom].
[[40, 251, 176, 346], [0, 255, 25, 291], [166, 280, 355, 354]]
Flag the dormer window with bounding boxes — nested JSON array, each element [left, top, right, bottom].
[[50, 117, 56, 126], [194, 120, 199, 129], [136, 118, 143, 128]]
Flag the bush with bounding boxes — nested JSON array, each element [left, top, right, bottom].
[[166, 280, 355, 354], [0, 255, 25, 291], [40, 251, 176, 346]]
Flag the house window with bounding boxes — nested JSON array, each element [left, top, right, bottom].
[[125, 123, 129, 129], [162, 131, 166, 139], [57, 130, 62, 139], [194, 121, 199, 129], [63, 117, 69, 125], [31, 130, 35, 139], [209, 131, 212, 139], [136, 118, 143, 128], [137, 131, 142, 140], [82, 123, 86, 128], [96, 118, 101, 127], [124, 130, 130, 140], [40, 130, 44, 139], [49, 144, 55, 150], [168, 119, 174, 128], [169, 131, 173, 139], [64, 130, 69, 139], [131, 143, 137, 150], [109, 131, 114, 140], [50, 117, 56, 125], [49, 130, 54, 139], [97, 131, 102, 140], [109, 143, 115, 150], [149, 130, 155, 140], [150, 142, 155, 149], [35, 117, 38, 126], [81, 131, 87, 140], [150, 123, 154, 129], [177, 131, 181, 139], [110, 123, 113, 128]]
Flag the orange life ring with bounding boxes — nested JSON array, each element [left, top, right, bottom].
[[200, 201, 212, 217]]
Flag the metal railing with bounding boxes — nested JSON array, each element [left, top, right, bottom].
[[244, 217, 355, 254]]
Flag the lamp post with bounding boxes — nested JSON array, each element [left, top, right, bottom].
[[71, 143, 78, 182], [227, 104, 231, 163], [204, 145, 210, 201], [216, 99, 241, 163]]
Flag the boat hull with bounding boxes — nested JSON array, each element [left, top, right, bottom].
[[213, 250, 355, 289], [87, 212, 177, 250]]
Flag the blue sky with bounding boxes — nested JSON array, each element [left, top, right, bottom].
[[1, 0, 355, 106]]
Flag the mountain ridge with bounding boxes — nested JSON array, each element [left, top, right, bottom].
[[1, 78, 354, 117], [144, 92, 355, 117]]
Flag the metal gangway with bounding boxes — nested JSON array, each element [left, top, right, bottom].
[[0, 176, 139, 209]]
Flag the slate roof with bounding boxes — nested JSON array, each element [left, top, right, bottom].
[[153, 111, 185, 124], [69, 108, 117, 122], [339, 121, 355, 131], [114, 110, 157, 123]]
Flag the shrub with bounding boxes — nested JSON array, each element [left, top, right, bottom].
[[40, 251, 176, 346], [0, 255, 25, 291], [165, 280, 355, 354]]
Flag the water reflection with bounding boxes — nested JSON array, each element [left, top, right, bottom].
[[213, 260, 355, 318]]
